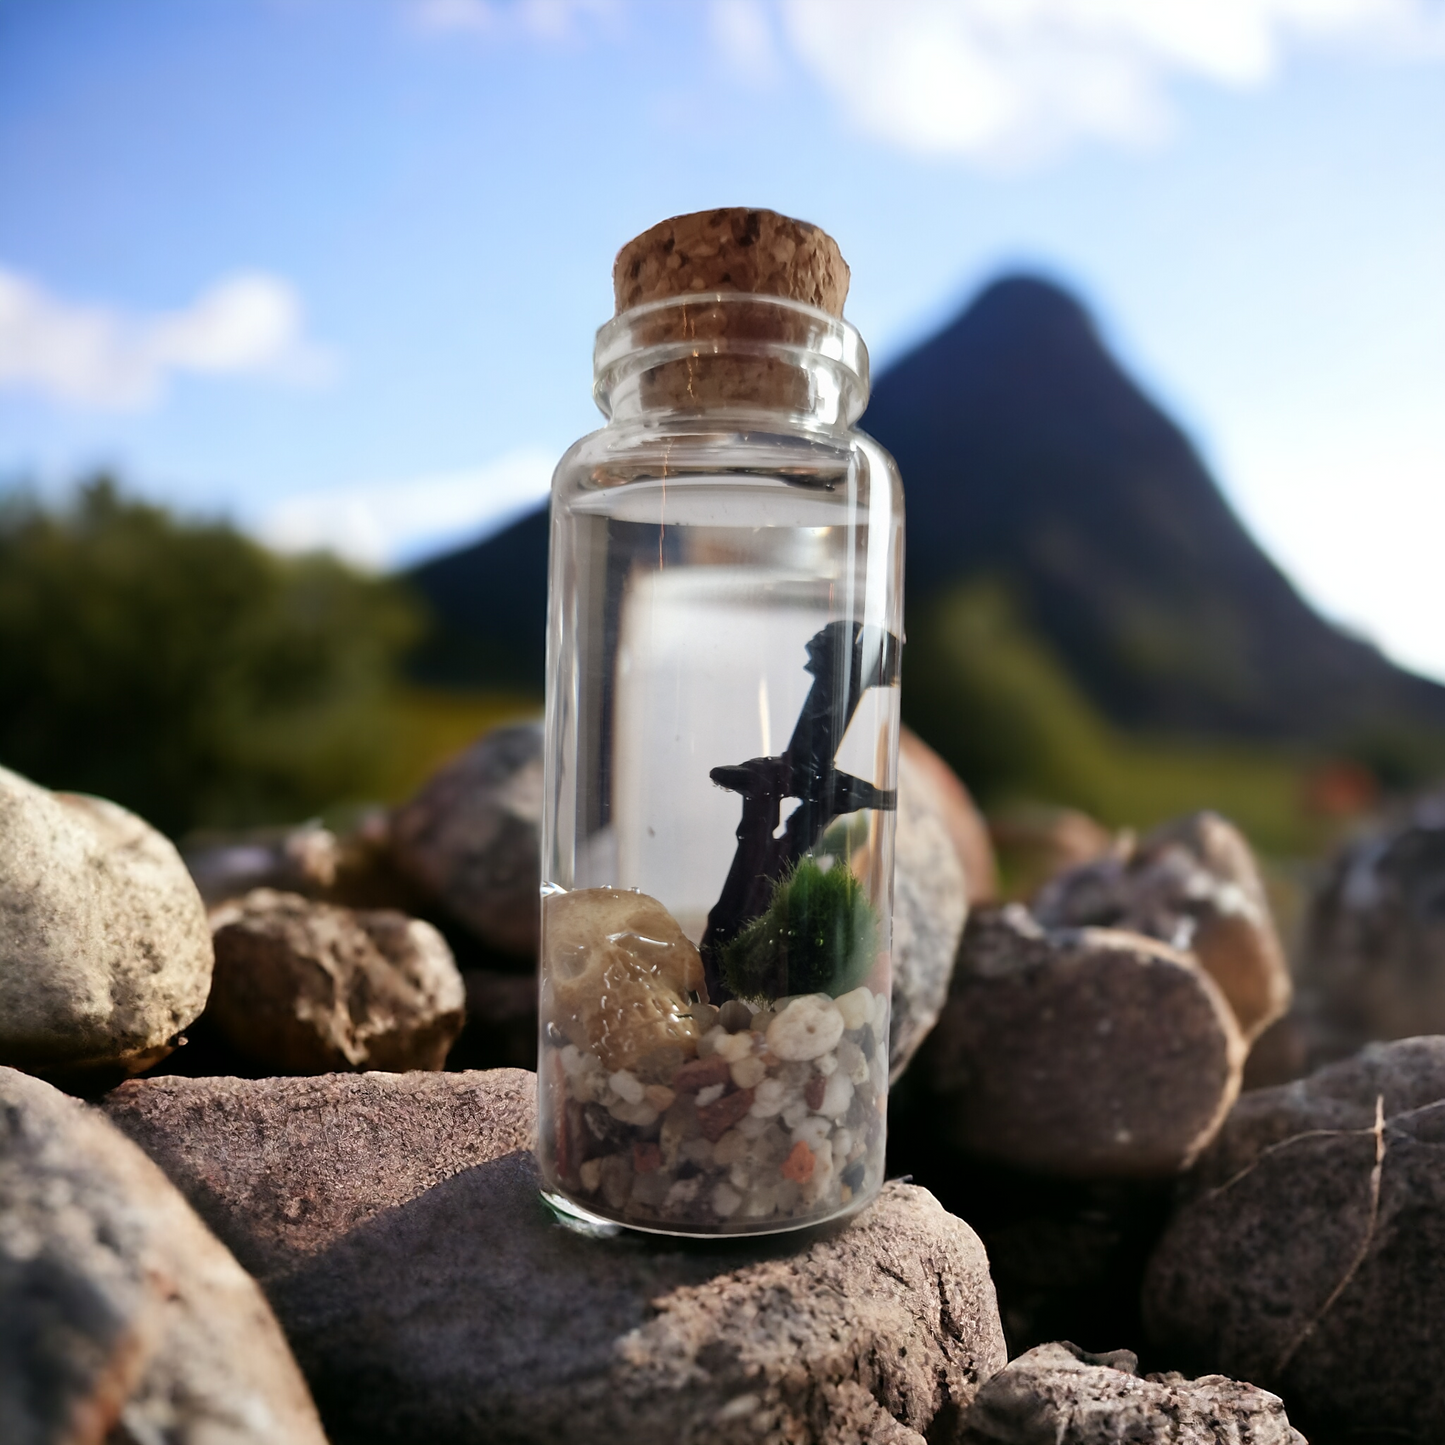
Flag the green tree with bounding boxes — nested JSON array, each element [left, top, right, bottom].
[[0, 479, 424, 836]]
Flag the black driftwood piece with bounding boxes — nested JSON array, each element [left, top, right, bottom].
[[700, 619, 901, 1001]]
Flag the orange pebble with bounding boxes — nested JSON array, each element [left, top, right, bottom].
[[633, 1142, 662, 1174], [781, 1140, 815, 1183]]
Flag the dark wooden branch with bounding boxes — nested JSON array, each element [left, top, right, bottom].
[[699, 620, 901, 1001]]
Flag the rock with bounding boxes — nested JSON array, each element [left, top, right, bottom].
[[389, 721, 543, 957], [987, 805, 1117, 901], [1303, 790, 1445, 1043], [890, 733, 971, 1079], [1034, 810, 1290, 1043], [0, 765, 212, 1084], [104, 1070, 1005, 1445], [1, 1065, 325, 1445], [544, 886, 705, 1072], [957, 1341, 1304, 1444], [448, 967, 539, 1070], [184, 820, 342, 905], [899, 727, 996, 903], [1144, 1037, 1445, 1441], [206, 889, 466, 1073], [920, 905, 1245, 1178]]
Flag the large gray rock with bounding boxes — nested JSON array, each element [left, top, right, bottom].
[[207, 888, 466, 1073], [0, 1065, 326, 1445], [1144, 1037, 1445, 1442], [1303, 791, 1445, 1044], [0, 766, 212, 1083], [890, 732, 971, 1080], [957, 1341, 1304, 1443], [899, 727, 996, 904], [921, 905, 1245, 1178], [105, 1070, 1006, 1445], [1034, 811, 1290, 1043], [389, 721, 543, 957]]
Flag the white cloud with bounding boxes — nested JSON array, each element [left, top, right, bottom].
[[258, 447, 556, 570], [762, 0, 1445, 166], [0, 267, 335, 410], [711, 0, 783, 84], [411, 0, 618, 41]]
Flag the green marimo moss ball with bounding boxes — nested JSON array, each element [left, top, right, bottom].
[[721, 856, 878, 1004]]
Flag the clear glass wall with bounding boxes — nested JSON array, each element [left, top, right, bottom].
[[538, 295, 904, 1235]]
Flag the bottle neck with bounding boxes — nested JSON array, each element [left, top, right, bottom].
[[593, 293, 870, 430]]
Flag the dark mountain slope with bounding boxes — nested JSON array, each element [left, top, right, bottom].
[[406, 275, 1445, 755], [864, 275, 1445, 742], [408, 504, 548, 691]]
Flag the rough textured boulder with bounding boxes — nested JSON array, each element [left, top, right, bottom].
[[920, 905, 1245, 1178], [899, 727, 996, 904], [207, 889, 466, 1073], [0, 1066, 325, 1445], [1034, 810, 1290, 1042], [890, 733, 971, 1079], [1303, 791, 1445, 1043], [0, 765, 212, 1083], [389, 721, 543, 957], [1144, 1037, 1445, 1441], [105, 1070, 1006, 1445], [957, 1342, 1304, 1443]]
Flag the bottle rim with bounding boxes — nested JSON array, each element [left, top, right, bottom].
[[592, 291, 869, 421]]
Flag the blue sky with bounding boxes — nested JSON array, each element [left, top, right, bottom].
[[2, 0, 1443, 677]]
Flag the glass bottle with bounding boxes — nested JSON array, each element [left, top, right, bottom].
[[538, 213, 904, 1236]]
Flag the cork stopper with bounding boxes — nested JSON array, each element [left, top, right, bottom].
[[614, 208, 849, 317]]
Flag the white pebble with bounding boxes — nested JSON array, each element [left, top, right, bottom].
[[738, 1110, 773, 1138], [781, 1098, 811, 1130], [767, 995, 845, 1062], [814, 1051, 838, 1077], [608, 1099, 659, 1127], [666, 1177, 702, 1208], [819, 1070, 854, 1119], [837, 1037, 869, 1086], [832, 1128, 853, 1160], [872, 989, 890, 1031], [579, 1158, 602, 1193], [791, 1114, 832, 1150], [730, 1055, 767, 1089], [835, 986, 874, 1031], [870, 1052, 887, 1096], [609, 1069, 645, 1105], [713, 1030, 754, 1064], [749, 1077, 789, 1118], [682, 1136, 715, 1166], [698, 1026, 728, 1059], [696, 1083, 726, 1107], [713, 1181, 743, 1218]]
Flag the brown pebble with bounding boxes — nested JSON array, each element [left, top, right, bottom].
[[697, 1087, 755, 1143], [804, 1073, 826, 1111], [719, 1000, 754, 1034], [671, 1055, 733, 1094], [781, 1140, 815, 1183], [632, 1141, 662, 1174]]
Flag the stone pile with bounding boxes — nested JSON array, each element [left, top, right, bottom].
[[0, 743, 1330, 1442]]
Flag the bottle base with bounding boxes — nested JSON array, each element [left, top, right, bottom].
[[540, 1185, 873, 1240]]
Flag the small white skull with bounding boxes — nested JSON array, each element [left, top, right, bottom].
[[543, 887, 707, 1072]]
